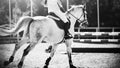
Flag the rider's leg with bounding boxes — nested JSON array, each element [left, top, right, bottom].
[[55, 12, 73, 39]]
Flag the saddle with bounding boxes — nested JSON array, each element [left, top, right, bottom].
[[47, 12, 70, 29]]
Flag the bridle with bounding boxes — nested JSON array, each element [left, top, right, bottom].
[[67, 6, 88, 28]]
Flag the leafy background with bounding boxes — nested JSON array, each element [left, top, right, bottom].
[[0, 0, 120, 27]]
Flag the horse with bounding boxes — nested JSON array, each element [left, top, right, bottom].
[[0, 5, 88, 68]]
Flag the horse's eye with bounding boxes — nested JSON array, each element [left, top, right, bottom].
[[68, 16, 71, 19]]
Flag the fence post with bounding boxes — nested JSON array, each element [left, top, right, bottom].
[[30, 0, 33, 17], [96, 0, 100, 39]]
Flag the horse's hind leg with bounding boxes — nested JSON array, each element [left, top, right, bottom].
[[17, 42, 37, 68], [17, 36, 45, 68], [65, 39, 76, 68], [43, 44, 58, 68], [4, 38, 28, 66]]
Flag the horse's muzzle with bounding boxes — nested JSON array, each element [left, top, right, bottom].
[[79, 20, 88, 28]]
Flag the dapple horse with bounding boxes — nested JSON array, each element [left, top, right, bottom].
[[0, 5, 88, 68]]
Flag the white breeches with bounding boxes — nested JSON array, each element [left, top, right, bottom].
[[46, 0, 68, 23], [51, 10, 68, 23]]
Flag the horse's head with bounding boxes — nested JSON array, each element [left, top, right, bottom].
[[66, 5, 88, 28]]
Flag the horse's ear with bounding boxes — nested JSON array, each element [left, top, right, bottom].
[[78, 5, 84, 8], [69, 5, 72, 8]]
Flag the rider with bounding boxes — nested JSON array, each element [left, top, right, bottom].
[[41, 0, 72, 39]]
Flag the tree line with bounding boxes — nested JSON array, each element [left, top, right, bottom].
[[0, 0, 120, 27]]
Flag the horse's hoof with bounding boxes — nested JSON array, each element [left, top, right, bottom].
[[43, 65, 48, 68], [4, 56, 14, 66], [18, 62, 23, 68], [70, 64, 77, 68], [4, 61, 10, 66], [9, 56, 14, 62], [18, 65, 22, 68]]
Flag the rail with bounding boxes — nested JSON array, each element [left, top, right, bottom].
[[74, 27, 120, 32], [0, 27, 120, 44]]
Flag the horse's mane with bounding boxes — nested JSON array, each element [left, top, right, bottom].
[[66, 5, 84, 14]]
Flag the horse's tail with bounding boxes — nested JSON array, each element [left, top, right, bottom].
[[0, 16, 33, 36]]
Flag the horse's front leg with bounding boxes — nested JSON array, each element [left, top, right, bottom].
[[45, 45, 52, 53], [65, 39, 76, 68], [4, 38, 28, 66], [43, 44, 58, 68]]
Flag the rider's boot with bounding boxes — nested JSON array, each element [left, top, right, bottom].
[[64, 22, 73, 39]]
